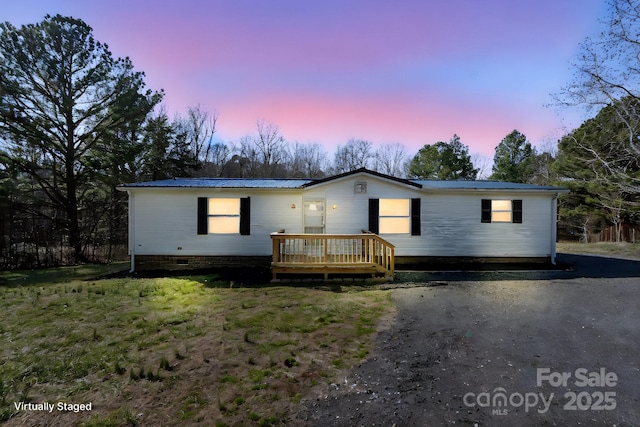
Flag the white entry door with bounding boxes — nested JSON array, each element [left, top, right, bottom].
[[303, 200, 325, 233]]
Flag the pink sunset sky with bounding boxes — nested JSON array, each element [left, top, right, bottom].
[[4, 0, 606, 160]]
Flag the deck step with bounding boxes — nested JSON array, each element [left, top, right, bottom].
[[271, 263, 392, 279]]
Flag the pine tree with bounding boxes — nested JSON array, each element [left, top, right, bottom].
[[408, 134, 478, 180], [490, 130, 534, 183], [0, 15, 161, 262]]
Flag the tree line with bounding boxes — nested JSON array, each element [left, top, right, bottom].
[[552, 0, 640, 242], [1, 3, 639, 269]]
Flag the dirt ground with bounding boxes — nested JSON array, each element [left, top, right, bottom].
[[300, 253, 640, 426]]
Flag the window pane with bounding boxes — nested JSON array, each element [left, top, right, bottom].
[[491, 200, 511, 211], [208, 216, 240, 233], [492, 211, 512, 222], [209, 198, 240, 215], [380, 199, 410, 216], [305, 215, 323, 227], [380, 217, 410, 234]]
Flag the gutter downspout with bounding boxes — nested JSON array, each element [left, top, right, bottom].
[[128, 191, 135, 273], [551, 194, 558, 265]]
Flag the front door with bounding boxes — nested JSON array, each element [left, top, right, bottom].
[[303, 200, 325, 233]]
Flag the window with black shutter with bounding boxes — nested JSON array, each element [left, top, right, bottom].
[[240, 197, 251, 235], [197, 197, 250, 235], [411, 198, 421, 235], [481, 199, 523, 224], [197, 197, 208, 234], [369, 198, 418, 235], [512, 199, 522, 223], [368, 199, 379, 234], [481, 199, 491, 223]]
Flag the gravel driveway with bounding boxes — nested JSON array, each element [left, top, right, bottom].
[[303, 253, 640, 426]]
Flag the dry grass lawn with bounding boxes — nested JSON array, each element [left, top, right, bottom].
[[0, 270, 393, 426], [557, 241, 640, 259]]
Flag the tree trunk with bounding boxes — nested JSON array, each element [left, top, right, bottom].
[[581, 218, 590, 243], [65, 109, 85, 264], [65, 175, 85, 263]]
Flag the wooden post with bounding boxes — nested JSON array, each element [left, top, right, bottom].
[[271, 234, 279, 280], [324, 235, 328, 264], [272, 235, 279, 264]]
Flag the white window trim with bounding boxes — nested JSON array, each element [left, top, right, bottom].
[[208, 198, 241, 234], [491, 200, 513, 223], [379, 199, 411, 234]]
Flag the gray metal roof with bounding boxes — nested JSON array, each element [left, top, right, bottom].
[[410, 180, 569, 192], [119, 178, 313, 189], [118, 172, 568, 193], [303, 167, 422, 188]]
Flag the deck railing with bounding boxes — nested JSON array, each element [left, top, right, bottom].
[[270, 232, 395, 277]]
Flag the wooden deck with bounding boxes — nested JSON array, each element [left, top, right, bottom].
[[270, 233, 394, 280]]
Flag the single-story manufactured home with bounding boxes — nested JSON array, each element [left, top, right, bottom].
[[117, 168, 569, 276]]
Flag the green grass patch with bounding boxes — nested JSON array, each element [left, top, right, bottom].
[[81, 408, 139, 426], [0, 262, 129, 287]]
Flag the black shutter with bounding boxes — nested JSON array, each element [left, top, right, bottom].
[[240, 197, 251, 235], [197, 197, 208, 235], [512, 200, 523, 223], [481, 199, 491, 223], [368, 199, 379, 234], [411, 198, 421, 236]]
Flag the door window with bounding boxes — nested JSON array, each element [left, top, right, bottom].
[[304, 200, 324, 233]]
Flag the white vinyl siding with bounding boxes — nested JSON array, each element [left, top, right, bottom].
[[302, 175, 420, 238], [130, 189, 301, 256], [420, 194, 551, 257], [126, 173, 557, 259]]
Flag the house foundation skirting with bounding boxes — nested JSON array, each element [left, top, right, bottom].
[[395, 256, 551, 266], [134, 255, 271, 271], [133, 254, 552, 272]]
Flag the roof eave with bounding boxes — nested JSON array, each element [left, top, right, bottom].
[[302, 167, 422, 189], [420, 187, 570, 194]]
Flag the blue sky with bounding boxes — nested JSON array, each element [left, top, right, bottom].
[[3, 1, 607, 159]]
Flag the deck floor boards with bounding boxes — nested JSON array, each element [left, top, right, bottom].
[[271, 233, 395, 280]]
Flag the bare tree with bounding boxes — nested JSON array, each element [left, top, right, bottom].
[[528, 151, 556, 185], [181, 105, 218, 165], [230, 136, 262, 177], [598, 192, 626, 242], [374, 143, 408, 177], [333, 139, 374, 173], [558, 0, 640, 194], [202, 142, 231, 177], [289, 142, 327, 177], [223, 121, 290, 177], [253, 120, 289, 176], [471, 153, 492, 180]]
